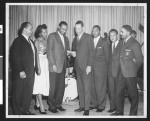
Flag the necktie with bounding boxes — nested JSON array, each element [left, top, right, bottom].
[[123, 39, 126, 46], [28, 38, 31, 45], [77, 36, 80, 42], [112, 43, 115, 54]]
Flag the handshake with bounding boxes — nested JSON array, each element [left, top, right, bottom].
[[67, 50, 76, 57]]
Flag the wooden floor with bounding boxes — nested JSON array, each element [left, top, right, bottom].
[[8, 90, 145, 118]]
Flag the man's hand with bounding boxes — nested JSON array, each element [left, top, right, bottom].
[[19, 71, 26, 79], [133, 58, 136, 62], [86, 66, 91, 75], [53, 65, 57, 72], [67, 51, 76, 57]]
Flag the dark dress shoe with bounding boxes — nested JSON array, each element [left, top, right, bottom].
[[110, 112, 123, 116], [39, 111, 47, 114], [22, 111, 35, 115], [96, 108, 105, 112], [74, 107, 84, 112], [83, 110, 89, 116], [89, 107, 96, 110], [57, 107, 66, 111], [107, 109, 115, 113], [34, 105, 40, 111], [48, 108, 58, 113]]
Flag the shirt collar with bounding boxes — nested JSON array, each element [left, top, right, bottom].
[[112, 40, 119, 46], [125, 36, 131, 42], [78, 32, 84, 39], [94, 35, 100, 40], [22, 34, 29, 41], [57, 31, 63, 37]]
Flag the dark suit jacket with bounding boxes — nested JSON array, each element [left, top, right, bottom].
[[10, 35, 38, 78], [120, 37, 143, 77], [108, 40, 122, 77], [92, 37, 109, 73], [75, 32, 93, 70], [46, 32, 70, 73]]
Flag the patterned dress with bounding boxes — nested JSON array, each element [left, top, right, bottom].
[[33, 37, 49, 96]]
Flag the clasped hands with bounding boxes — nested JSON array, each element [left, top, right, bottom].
[[67, 50, 76, 57]]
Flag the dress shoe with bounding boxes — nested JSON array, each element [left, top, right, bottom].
[[39, 111, 47, 114], [96, 108, 105, 112], [34, 105, 40, 111], [22, 111, 35, 115], [107, 109, 115, 113], [83, 110, 89, 116], [48, 108, 59, 113], [57, 107, 66, 111], [110, 112, 123, 116], [89, 107, 96, 110], [34, 105, 47, 113], [74, 107, 84, 112]]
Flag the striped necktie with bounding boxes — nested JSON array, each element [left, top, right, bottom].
[[112, 43, 115, 54]]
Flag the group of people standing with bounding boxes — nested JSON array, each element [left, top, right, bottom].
[[9, 20, 143, 116]]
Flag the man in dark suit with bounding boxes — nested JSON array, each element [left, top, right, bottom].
[[107, 29, 122, 113], [90, 25, 109, 112], [10, 22, 38, 115], [73, 21, 93, 116], [47, 21, 70, 113], [111, 25, 143, 116]]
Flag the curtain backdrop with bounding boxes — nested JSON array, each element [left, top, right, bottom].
[[9, 5, 144, 48]]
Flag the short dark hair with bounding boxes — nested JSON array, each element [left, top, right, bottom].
[[109, 29, 118, 35], [131, 30, 137, 35], [122, 25, 132, 33], [93, 25, 101, 31], [34, 24, 47, 39], [18, 22, 31, 36], [75, 21, 84, 27], [59, 21, 68, 27]]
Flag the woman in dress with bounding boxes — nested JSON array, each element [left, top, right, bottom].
[[33, 24, 49, 114]]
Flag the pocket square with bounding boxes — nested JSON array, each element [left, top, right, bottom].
[[125, 49, 131, 51]]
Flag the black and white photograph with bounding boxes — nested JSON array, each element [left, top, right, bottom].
[[4, 2, 147, 119]]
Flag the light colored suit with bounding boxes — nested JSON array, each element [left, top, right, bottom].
[[46, 31, 70, 109], [47, 32, 70, 73]]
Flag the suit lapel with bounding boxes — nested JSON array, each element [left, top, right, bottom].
[[77, 32, 85, 50], [113, 41, 120, 54], [95, 37, 103, 48], [94, 37, 103, 55], [55, 32, 65, 50], [122, 37, 132, 50]]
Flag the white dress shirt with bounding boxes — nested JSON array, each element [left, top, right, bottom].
[[57, 31, 65, 49], [112, 40, 119, 53], [22, 34, 35, 66], [77, 32, 84, 40], [93, 35, 100, 48]]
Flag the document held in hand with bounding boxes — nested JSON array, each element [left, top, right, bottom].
[[67, 50, 76, 57]]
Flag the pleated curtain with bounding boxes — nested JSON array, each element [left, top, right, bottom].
[[8, 5, 144, 49]]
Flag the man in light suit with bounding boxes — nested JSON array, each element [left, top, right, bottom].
[[111, 25, 143, 116], [90, 25, 109, 112], [107, 29, 122, 113], [10, 22, 38, 115], [46, 21, 70, 113], [73, 21, 93, 116]]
